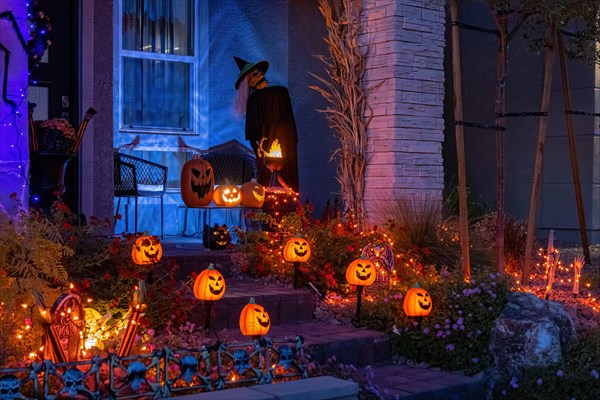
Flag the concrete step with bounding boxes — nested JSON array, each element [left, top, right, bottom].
[[369, 364, 486, 400], [189, 281, 316, 330]]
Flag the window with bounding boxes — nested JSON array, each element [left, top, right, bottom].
[[117, 0, 198, 134]]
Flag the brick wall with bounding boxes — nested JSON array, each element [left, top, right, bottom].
[[360, 0, 445, 225]]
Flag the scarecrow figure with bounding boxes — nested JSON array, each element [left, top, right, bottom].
[[233, 56, 299, 193]]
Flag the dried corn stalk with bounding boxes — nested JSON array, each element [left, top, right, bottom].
[[309, 0, 378, 228]]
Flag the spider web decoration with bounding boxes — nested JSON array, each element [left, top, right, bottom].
[[361, 242, 394, 282]]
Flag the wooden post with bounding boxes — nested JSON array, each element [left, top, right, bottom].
[[556, 31, 591, 265], [493, 14, 508, 274], [449, 0, 471, 281], [523, 22, 557, 285]]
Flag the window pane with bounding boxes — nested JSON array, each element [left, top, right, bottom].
[[122, 57, 191, 130], [122, 0, 194, 56]]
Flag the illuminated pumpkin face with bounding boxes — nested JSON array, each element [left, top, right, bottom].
[[403, 284, 432, 317], [345, 256, 376, 286], [213, 185, 242, 207], [283, 235, 311, 263], [181, 156, 214, 207], [240, 180, 265, 208], [239, 297, 270, 336], [193, 264, 226, 301], [131, 235, 162, 265]]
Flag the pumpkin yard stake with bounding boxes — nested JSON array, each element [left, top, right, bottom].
[[572, 255, 584, 298], [403, 282, 432, 318], [283, 234, 311, 289], [345, 255, 376, 326], [118, 282, 146, 358], [239, 297, 270, 339], [193, 263, 226, 331]]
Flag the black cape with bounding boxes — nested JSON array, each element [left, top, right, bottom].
[[245, 86, 299, 193]]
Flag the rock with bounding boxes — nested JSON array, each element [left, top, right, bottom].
[[489, 292, 577, 375]]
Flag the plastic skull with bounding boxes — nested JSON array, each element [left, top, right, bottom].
[[0, 375, 21, 400], [277, 345, 295, 371], [62, 368, 84, 398], [127, 361, 147, 391], [232, 350, 250, 374], [180, 355, 198, 384]]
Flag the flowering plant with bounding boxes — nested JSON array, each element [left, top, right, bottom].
[[33, 118, 77, 153]]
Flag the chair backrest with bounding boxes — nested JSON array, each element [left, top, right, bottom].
[[114, 152, 168, 197], [201, 153, 257, 185]]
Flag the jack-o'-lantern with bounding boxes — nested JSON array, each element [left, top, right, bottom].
[[193, 263, 226, 301], [240, 179, 265, 208], [181, 156, 214, 207], [213, 184, 242, 207], [345, 255, 376, 286], [283, 234, 311, 263], [131, 235, 162, 265], [403, 282, 432, 317], [239, 297, 270, 336], [202, 224, 230, 250]]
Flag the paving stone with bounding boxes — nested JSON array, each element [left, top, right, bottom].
[[251, 376, 358, 400], [173, 386, 275, 400]]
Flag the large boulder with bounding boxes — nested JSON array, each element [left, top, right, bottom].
[[489, 292, 577, 375]]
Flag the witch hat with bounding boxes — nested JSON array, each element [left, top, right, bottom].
[[234, 56, 269, 89]]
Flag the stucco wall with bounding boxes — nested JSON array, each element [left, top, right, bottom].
[[443, 3, 600, 243]]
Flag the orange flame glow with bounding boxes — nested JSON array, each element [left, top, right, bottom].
[[267, 139, 282, 158]]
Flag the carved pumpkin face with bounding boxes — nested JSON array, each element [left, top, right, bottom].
[[131, 235, 162, 265], [202, 224, 230, 250], [239, 297, 270, 336], [240, 180, 265, 208], [345, 256, 376, 286], [193, 264, 226, 301], [213, 185, 242, 207], [403, 283, 432, 317], [181, 156, 214, 207], [283, 235, 311, 263]]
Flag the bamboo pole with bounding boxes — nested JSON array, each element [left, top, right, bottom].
[[523, 22, 557, 285], [449, 0, 471, 281], [556, 31, 591, 265]]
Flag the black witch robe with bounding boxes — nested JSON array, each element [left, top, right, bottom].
[[245, 86, 299, 193]]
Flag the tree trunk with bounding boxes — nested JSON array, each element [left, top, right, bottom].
[[449, 0, 471, 281]]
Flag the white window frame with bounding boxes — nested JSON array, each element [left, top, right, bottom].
[[114, 0, 201, 136]]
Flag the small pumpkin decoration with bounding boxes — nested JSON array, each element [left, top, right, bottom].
[[202, 224, 231, 250], [213, 184, 242, 207], [345, 255, 376, 286], [131, 235, 162, 265], [403, 282, 432, 317], [239, 297, 270, 336], [283, 234, 311, 263], [193, 263, 226, 301], [240, 179, 265, 208], [181, 155, 214, 207]]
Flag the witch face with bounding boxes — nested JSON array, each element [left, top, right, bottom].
[[248, 68, 268, 89]]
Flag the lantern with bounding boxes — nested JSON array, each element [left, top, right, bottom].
[[240, 179, 266, 208], [181, 156, 214, 207], [213, 184, 242, 207], [239, 297, 270, 337], [193, 264, 226, 301], [283, 235, 311, 263], [403, 282, 432, 317], [345, 255, 376, 286], [131, 235, 162, 265]]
